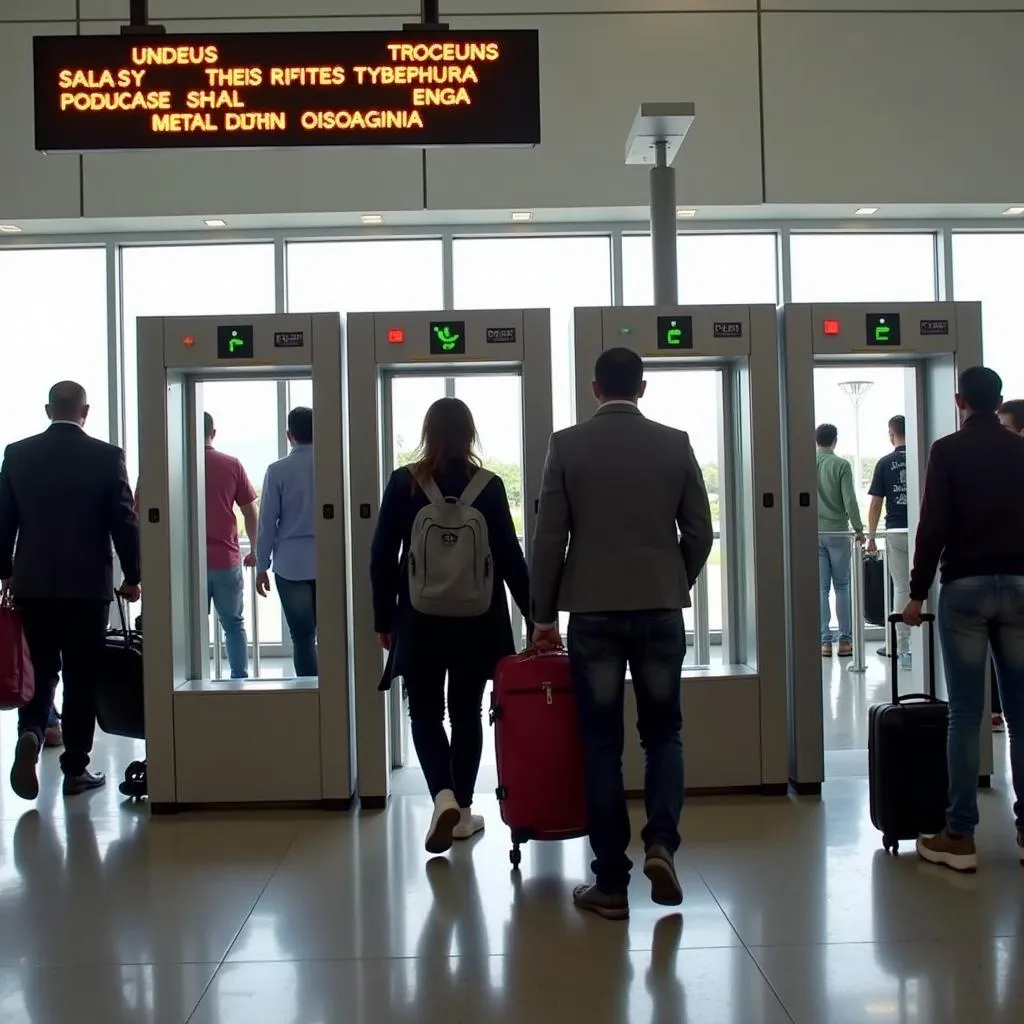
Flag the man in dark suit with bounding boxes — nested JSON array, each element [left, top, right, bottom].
[[0, 381, 141, 800], [531, 347, 714, 920]]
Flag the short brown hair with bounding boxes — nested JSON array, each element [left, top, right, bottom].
[[999, 399, 1024, 431]]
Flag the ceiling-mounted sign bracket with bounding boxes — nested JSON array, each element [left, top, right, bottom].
[[119, 0, 165, 36], [404, 1, 449, 31]]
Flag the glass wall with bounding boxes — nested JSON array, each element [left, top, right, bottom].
[[286, 239, 443, 315], [789, 233, 937, 303], [622, 233, 779, 306], [952, 233, 1024, 397], [452, 235, 612, 431], [120, 243, 277, 484], [0, 248, 109, 447]]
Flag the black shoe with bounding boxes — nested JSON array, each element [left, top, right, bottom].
[[10, 732, 40, 801], [644, 846, 684, 906], [572, 884, 629, 921], [63, 769, 106, 796], [877, 647, 888, 657]]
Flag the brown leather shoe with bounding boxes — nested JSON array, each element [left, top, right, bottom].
[[837, 641, 854, 658], [44, 724, 63, 748], [917, 829, 977, 873], [821, 642, 833, 658]]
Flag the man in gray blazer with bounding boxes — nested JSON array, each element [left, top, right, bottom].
[[531, 347, 713, 920]]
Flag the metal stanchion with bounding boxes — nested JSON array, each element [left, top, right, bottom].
[[249, 564, 261, 679], [213, 618, 223, 680], [694, 569, 711, 667], [881, 538, 892, 658], [849, 533, 867, 673]]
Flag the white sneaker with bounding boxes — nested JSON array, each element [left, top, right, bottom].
[[425, 789, 461, 854], [453, 810, 485, 841]]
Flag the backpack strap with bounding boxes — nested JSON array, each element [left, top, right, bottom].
[[458, 469, 493, 508], [420, 476, 446, 505]]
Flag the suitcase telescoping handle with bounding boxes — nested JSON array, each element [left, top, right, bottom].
[[888, 611, 938, 704], [114, 593, 130, 638]]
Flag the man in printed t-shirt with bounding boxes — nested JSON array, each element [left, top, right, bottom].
[[866, 415, 910, 667]]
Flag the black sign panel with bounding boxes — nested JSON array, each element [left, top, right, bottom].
[[33, 31, 541, 152], [713, 321, 743, 339], [865, 313, 901, 348], [657, 315, 693, 351], [485, 327, 517, 344], [274, 331, 304, 348], [217, 324, 253, 359], [920, 319, 950, 336], [429, 320, 466, 356]]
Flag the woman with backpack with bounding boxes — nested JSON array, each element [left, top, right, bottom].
[[371, 397, 531, 855]]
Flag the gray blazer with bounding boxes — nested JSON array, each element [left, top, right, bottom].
[[531, 403, 714, 624]]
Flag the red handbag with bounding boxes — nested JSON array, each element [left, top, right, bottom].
[[0, 594, 35, 710]]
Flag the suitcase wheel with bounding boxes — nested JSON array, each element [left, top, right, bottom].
[[882, 835, 899, 855], [510, 843, 522, 869]]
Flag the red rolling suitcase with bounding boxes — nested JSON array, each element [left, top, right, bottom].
[[490, 648, 589, 867]]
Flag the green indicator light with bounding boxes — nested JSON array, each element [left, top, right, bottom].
[[228, 330, 244, 352], [874, 323, 890, 343], [433, 325, 461, 351], [666, 321, 683, 346]]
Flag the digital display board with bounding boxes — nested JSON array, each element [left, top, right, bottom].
[[33, 31, 541, 152], [429, 321, 466, 356], [217, 324, 253, 359], [866, 313, 901, 347], [657, 315, 693, 351]]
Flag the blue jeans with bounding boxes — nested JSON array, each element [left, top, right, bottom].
[[568, 610, 685, 895], [208, 567, 248, 679], [276, 575, 318, 677], [938, 576, 1024, 835], [818, 537, 853, 643]]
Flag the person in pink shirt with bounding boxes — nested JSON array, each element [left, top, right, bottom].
[[202, 413, 259, 678], [135, 412, 258, 678]]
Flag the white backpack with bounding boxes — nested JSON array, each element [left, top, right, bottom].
[[408, 470, 495, 617]]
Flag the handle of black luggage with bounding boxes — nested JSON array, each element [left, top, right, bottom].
[[888, 611, 938, 705], [114, 592, 130, 637]]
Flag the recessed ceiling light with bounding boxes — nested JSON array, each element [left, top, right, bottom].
[[854, 207, 879, 216], [510, 210, 533, 222], [0, 224, 22, 233], [204, 218, 226, 227], [1003, 207, 1024, 216], [675, 208, 697, 218], [361, 214, 384, 225]]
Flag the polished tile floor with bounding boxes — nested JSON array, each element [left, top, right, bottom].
[[1, 681, 1021, 1022]]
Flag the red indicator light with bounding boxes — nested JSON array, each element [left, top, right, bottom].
[[823, 319, 841, 336], [182, 335, 196, 348], [387, 328, 405, 344]]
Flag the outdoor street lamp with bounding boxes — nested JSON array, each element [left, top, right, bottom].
[[838, 381, 874, 492]]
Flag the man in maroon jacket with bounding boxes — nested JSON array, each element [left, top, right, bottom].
[[903, 367, 1024, 872]]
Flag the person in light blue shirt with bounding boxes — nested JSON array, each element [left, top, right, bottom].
[[256, 407, 317, 677]]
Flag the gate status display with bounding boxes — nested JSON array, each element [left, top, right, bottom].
[[33, 30, 541, 152]]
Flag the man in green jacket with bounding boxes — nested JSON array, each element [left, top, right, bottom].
[[816, 424, 865, 657]]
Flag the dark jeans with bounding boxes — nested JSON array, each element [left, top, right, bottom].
[[568, 609, 686, 895], [276, 576, 317, 677], [16, 598, 109, 776], [405, 661, 488, 808]]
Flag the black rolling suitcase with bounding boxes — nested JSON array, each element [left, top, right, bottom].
[[868, 612, 948, 854], [96, 598, 147, 800]]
